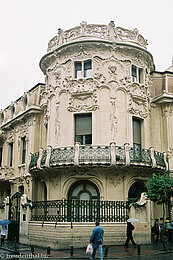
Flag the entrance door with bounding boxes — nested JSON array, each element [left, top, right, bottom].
[[8, 192, 21, 242], [68, 181, 100, 222]]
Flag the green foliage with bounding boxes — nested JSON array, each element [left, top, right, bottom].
[[145, 173, 173, 205]]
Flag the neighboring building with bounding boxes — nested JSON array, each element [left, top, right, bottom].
[[0, 21, 172, 248]]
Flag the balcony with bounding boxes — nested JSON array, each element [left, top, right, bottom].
[[29, 143, 168, 172]]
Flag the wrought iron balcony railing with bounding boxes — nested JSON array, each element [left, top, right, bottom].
[[29, 143, 168, 172], [31, 199, 129, 223]]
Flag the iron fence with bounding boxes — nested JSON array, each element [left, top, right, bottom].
[[31, 199, 129, 222]]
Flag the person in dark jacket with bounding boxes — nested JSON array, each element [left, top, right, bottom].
[[154, 218, 161, 243], [90, 221, 104, 260], [124, 222, 136, 247]]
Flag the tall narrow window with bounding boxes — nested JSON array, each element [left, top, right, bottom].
[[75, 62, 82, 78], [21, 137, 26, 164], [138, 68, 143, 83], [0, 146, 3, 167], [84, 60, 92, 77], [75, 114, 92, 145], [9, 142, 13, 167], [132, 65, 137, 82], [133, 117, 142, 161]]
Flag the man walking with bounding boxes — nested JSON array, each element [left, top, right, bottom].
[[124, 222, 136, 247], [90, 221, 104, 260]]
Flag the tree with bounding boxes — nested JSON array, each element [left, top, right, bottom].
[[145, 172, 173, 250]]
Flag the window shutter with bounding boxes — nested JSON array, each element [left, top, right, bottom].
[[75, 114, 92, 135]]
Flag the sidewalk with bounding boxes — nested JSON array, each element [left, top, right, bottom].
[[0, 240, 173, 259]]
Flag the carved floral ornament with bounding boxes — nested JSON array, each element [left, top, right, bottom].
[[128, 96, 149, 118]]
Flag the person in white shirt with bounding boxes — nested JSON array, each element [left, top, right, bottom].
[[1, 225, 7, 246]]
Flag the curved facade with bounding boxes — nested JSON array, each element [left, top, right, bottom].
[[0, 21, 172, 248]]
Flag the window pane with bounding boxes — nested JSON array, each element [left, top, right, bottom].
[[139, 68, 143, 83], [75, 114, 92, 135], [133, 118, 141, 145], [22, 137, 26, 164], [84, 60, 92, 77], [75, 135, 83, 144], [132, 65, 137, 82], [9, 142, 13, 167], [84, 69, 92, 77], [84, 60, 92, 70], [0, 147, 2, 167], [85, 134, 92, 144], [76, 70, 82, 78], [75, 62, 82, 78]]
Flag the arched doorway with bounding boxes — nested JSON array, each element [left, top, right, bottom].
[[128, 180, 147, 203], [67, 180, 100, 222]]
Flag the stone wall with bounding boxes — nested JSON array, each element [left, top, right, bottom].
[[26, 221, 150, 249]]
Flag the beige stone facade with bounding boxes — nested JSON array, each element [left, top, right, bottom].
[[0, 21, 172, 249]]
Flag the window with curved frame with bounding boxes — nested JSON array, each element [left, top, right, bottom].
[[68, 180, 100, 222], [128, 181, 147, 203]]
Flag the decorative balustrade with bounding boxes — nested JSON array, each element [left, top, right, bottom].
[[29, 152, 39, 170], [31, 199, 129, 223], [154, 151, 166, 168], [47, 21, 148, 52], [49, 147, 74, 166], [79, 145, 111, 164], [29, 144, 168, 172], [129, 145, 152, 166]]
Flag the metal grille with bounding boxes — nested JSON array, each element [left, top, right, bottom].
[[79, 145, 111, 164], [49, 147, 74, 166], [115, 146, 125, 162], [29, 152, 39, 170], [31, 199, 129, 222], [154, 151, 166, 167]]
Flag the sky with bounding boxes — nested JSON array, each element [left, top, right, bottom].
[[0, 0, 173, 110]]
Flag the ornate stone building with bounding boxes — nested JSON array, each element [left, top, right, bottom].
[[0, 21, 172, 248]]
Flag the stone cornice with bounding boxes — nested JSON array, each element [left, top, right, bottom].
[[1, 106, 42, 130], [151, 91, 173, 105]]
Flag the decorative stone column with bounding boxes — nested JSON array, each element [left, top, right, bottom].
[[74, 142, 80, 166], [37, 147, 44, 169], [110, 142, 116, 166], [45, 145, 52, 167], [149, 147, 156, 168], [124, 143, 130, 165]]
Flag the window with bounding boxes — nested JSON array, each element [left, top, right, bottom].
[[75, 60, 92, 79], [75, 62, 82, 78], [84, 60, 92, 77], [75, 114, 92, 145], [9, 142, 13, 167], [21, 137, 26, 164], [0, 147, 2, 167], [131, 65, 143, 83], [67, 181, 99, 222], [132, 117, 142, 162], [133, 117, 141, 149], [128, 181, 147, 203], [18, 185, 24, 195]]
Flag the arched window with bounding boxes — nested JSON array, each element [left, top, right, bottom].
[[68, 181, 100, 222], [68, 180, 99, 201], [128, 181, 147, 203]]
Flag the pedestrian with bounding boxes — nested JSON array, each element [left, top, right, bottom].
[[165, 218, 172, 243], [124, 222, 137, 247], [90, 221, 104, 260], [154, 218, 161, 243], [1, 225, 7, 246]]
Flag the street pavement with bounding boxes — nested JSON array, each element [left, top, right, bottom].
[[0, 240, 173, 259]]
